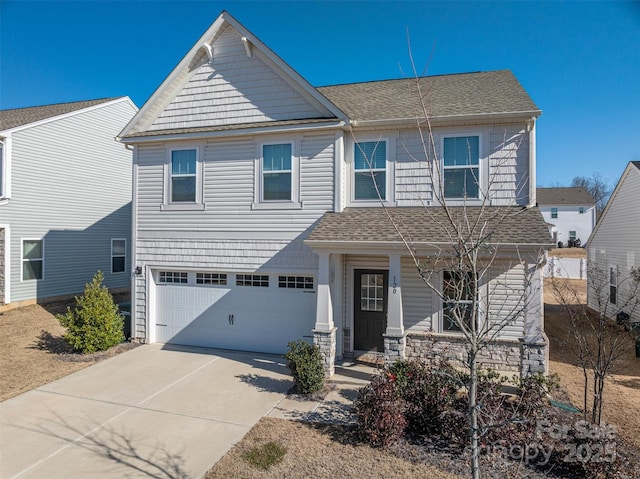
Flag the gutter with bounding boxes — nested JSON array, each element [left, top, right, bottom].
[[346, 110, 542, 129]]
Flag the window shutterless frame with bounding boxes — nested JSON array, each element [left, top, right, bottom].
[[353, 140, 388, 201], [441, 135, 481, 200], [253, 140, 301, 209], [111, 238, 126, 274], [161, 145, 204, 210], [21, 238, 44, 281]]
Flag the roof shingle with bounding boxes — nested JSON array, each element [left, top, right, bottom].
[[307, 206, 552, 246], [0, 98, 119, 132], [536, 187, 595, 206]]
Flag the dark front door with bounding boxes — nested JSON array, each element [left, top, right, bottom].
[[354, 269, 388, 352]]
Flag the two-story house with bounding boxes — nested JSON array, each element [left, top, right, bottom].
[[0, 97, 138, 309], [119, 12, 552, 377], [537, 187, 596, 247], [587, 162, 640, 326]]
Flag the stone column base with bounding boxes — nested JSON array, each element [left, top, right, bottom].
[[313, 327, 337, 377], [520, 337, 548, 377], [383, 334, 406, 367]]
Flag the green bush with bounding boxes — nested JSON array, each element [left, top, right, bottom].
[[57, 271, 124, 353], [284, 340, 325, 394]]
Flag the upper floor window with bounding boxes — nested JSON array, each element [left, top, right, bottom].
[[262, 143, 292, 201], [551, 208, 558, 219], [354, 141, 386, 201], [111, 239, 126, 274], [443, 136, 479, 200], [579, 207, 585, 214], [22, 239, 44, 281], [170, 149, 197, 202]]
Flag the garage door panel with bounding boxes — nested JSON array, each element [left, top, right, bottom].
[[155, 281, 316, 354]]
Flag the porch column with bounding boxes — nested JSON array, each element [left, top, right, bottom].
[[313, 252, 336, 377], [520, 261, 548, 377], [384, 253, 406, 366]]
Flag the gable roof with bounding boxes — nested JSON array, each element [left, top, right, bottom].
[[0, 98, 120, 132], [317, 70, 540, 124], [536, 187, 595, 206], [306, 206, 552, 248], [587, 161, 640, 246], [120, 11, 347, 140]]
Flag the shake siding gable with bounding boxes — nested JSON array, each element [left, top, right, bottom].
[[149, 26, 328, 131]]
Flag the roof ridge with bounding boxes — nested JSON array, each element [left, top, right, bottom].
[[316, 69, 511, 89], [0, 97, 120, 113]]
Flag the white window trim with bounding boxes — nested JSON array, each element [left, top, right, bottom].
[[347, 136, 396, 207], [111, 238, 126, 274], [0, 136, 12, 204], [252, 139, 302, 210], [21, 238, 44, 282], [439, 132, 486, 205], [161, 145, 205, 211]]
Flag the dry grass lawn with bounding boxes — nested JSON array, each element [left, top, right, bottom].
[[545, 278, 640, 449], [206, 417, 462, 479], [0, 294, 131, 402], [548, 247, 587, 258]]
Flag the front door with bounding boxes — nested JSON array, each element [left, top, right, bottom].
[[354, 269, 388, 352]]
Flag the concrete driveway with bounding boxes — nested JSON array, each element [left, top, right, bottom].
[[0, 344, 294, 479]]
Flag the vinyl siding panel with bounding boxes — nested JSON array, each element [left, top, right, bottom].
[[149, 26, 326, 131], [486, 261, 526, 339], [401, 257, 435, 331], [587, 166, 640, 324], [3, 99, 137, 303], [135, 133, 335, 233], [488, 125, 529, 206]]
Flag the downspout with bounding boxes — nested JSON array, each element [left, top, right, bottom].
[[527, 117, 537, 207]]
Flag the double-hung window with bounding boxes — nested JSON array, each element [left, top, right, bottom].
[[262, 143, 292, 201], [170, 149, 197, 202], [579, 207, 585, 214], [354, 141, 386, 201], [22, 239, 44, 281], [111, 239, 126, 274], [443, 136, 480, 199], [551, 208, 558, 219], [442, 270, 476, 333]]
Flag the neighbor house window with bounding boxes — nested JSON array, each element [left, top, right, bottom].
[[579, 207, 585, 214], [111, 239, 126, 273], [609, 267, 617, 305], [196, 273, 227, 285], [22, 239, 44, 280], [442, 270, 476, 333], [159, 271, 188, 284], [170, 149, 197, 202], [278, 276, 314, 289], [236, 274, 269, 287], [354, 141, 386, 200], [262, 143, 292, 201], [443, 136, 479, 199], [569, 231, 577, 241], [551, 208, 558, 219]]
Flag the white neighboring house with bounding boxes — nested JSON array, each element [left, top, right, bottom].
[[0, 97, 138, 310], [586, 162, 640, 326], [537, 187, 596, 247], [118, 11, 553, 378]]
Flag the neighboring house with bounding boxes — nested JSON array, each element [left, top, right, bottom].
[[0, 97, 138, 309], [537, 187, 596, 247], [118, 11, 553, 377], [586, 162, 640, 326]]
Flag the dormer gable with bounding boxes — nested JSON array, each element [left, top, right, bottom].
[[120, 11, 347, 139]]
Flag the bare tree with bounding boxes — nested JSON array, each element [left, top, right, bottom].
[[571, 173, 611, 214], [549, 266, 640, 425], [349, 71, 548, 479]]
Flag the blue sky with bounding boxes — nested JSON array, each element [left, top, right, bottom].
[[1, 1, 638, 187]]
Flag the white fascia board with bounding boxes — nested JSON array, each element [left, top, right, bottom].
[[119, 120, 346, 144], [0, 97, 136, 136]]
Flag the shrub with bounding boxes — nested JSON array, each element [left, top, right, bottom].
[[57, 271, 124, 353], [354, 373, 407, 448], [284, 340, 325, 394]]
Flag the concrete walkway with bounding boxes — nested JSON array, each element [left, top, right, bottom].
[[0, 344, 376, 479]]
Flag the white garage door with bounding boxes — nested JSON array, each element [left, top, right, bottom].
[[154, 271, 316, 354]]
